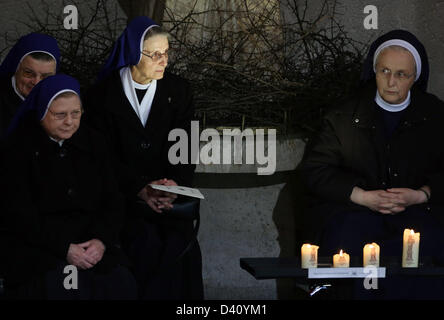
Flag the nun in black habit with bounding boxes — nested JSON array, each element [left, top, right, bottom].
[[0, 34, 60, 286], [0, 33, 60, 137], [1, 74, 137, 299], [83, 16, 203, 300], [301, 30, 444, 299]]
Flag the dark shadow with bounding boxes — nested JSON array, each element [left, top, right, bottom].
[[117, 0, 166, 23], [271, 167, 316, 299]]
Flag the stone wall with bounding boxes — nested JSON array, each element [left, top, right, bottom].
[[337, 0, 444, 98], [280, 0, 444, 99]]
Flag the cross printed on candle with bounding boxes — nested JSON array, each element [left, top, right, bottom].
[[402, 229, 420, 268], [333, 250, 350, 268], [310, 249, 316, 263], [370, 246, 377, 263], [301, 244, 319, 268], [406, 232, 415, 262]]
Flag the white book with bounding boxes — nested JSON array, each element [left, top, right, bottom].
[[149, 184, 205, 199]]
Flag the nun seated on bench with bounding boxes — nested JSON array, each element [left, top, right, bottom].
[[84, 16, 203, 300], [301, 30, 444, 299], [0, 74, 137, 299]]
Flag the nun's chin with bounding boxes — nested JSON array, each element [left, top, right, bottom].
[[55, 128, 78, 140], [380, 92, 407, 104], [154, 73, 164, 80]]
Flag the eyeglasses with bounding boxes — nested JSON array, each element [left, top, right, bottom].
[[48, 109, 83, 120], [141, 49, 169, 61], [376, 68, 415, 81], [20, 67, 54, 80]]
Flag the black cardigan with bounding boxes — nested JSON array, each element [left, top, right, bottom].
[[83, 70, 196, 202], [301, 83, 444, 220], [0, 74, 23, 137], [1, 117, 129, 286]]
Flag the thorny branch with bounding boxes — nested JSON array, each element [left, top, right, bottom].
[[1, 0, 127, 90], [165, 0, 368, 135]]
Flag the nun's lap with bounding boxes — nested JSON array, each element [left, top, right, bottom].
[[319, 209, 387, 256], [121, 217, 203, 299], [44, 262, 137, 300], [319, 206, 444, 263]]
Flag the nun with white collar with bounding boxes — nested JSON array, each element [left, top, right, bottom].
[[1, 74, 137, 299], [301, 30, 444, 287], [83, 16, 203, 300], [0, 33, 60, 137]]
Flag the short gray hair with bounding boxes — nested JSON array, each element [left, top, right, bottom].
[[28, 51, 56, 63], [143, 25, 170, 42]]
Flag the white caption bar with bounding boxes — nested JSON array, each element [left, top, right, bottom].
[[308, 267, 386, 279]]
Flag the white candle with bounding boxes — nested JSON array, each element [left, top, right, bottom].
[[301, 244, 319, 268], [333, 250, 350, 268], [402, 229, 420, 268], [363, 243, 380, 267]]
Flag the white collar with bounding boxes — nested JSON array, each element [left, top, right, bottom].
[[11, 75, 25, 101], [49, 136, 64, 146], [120, 67, 157, 127], [375, 90, 410, 112], [132, 79, 151, 90]]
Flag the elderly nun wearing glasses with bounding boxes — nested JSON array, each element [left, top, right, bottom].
[[301, 30, 444, 298], [83, 16, 203, 300], [0, 74, 137, 299]]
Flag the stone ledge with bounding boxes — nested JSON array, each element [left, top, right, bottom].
[[195, 137, 305, 174]]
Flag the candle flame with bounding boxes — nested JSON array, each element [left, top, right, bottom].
[[410, 229, 415, 235], [339, 249, 343, 256], [369, 244, 374, 248]]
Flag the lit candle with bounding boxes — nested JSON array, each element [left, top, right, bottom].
[[363, 243, 380, 267], [402, 229, 420, 268], [333, 250, 350, 268], [301, 244, 319, 268]]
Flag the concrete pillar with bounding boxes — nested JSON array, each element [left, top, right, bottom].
[[194, 136, 306, 299]]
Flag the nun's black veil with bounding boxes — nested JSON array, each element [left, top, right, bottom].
[[360, 29, 429, 92]]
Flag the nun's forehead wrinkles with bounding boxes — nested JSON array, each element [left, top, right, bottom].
[[375, 46, 417, 71]]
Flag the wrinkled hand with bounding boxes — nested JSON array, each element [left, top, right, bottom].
[[137, 178, 178, 213], [66, 239, 105, 270], [350, 187, 404, 214], [78, 239, 106, 265], [386, 188, 428, 208], [66, 244, 92, 270], [350, 186, 429, 215]]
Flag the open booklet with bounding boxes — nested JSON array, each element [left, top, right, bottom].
[[149, 184, 205, 199]]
